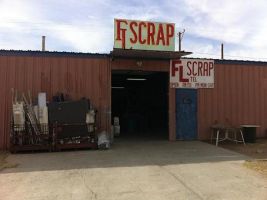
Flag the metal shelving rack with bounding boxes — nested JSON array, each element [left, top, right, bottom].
[[10, 123, 52, 153]]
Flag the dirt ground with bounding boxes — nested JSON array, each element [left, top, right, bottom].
[[1, 140, 267, 200], [220, 139, 267, 177], [0, 152, 18, 171], [0, 152, 8, 170]]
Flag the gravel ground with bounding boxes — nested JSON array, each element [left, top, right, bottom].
[[0, 152, 18, 171], [1, 140, 267, 200], [219, 139, 267, 177]]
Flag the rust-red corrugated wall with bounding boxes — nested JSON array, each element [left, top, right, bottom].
[[1, 54, 267, 148], [0, 54, 111, 150], [198, 63, 267, 140]]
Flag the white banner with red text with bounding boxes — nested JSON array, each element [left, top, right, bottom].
[[170, 59, 214, 88]]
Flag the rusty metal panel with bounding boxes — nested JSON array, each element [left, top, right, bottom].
[[49, 56, 111, 136], [169, 88, 176, 141], [0, 56, 8, 149], [3, 53, 267, 148], [111, 58, 170, 72], [0, 55, 110, 150], [111, 49, 191, 59], [198, 63, 267, 140], [1, 56, 52, 150]]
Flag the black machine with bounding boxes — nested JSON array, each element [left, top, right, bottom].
[[48, 99, 89, 139], [48, 99, 89, 124]]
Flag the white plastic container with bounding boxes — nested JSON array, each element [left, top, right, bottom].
[[86, 110, 95, 124], [33, 105, 39, 122], [114, 117, 120, 126], [114, 125, 120, 136], [12, 102, 25, 131], [98, 131, 110, 149], [39, 106, 48, 124], [38, 93, 46, 107], [36, 106, 49, 134]]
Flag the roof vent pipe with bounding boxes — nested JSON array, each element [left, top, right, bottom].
[[221, 43, 224, 60], [42, 36, 46, 51]]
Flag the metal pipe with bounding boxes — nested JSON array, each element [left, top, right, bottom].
[[42, 36, 46, 51], [221, 43, 224, 60]]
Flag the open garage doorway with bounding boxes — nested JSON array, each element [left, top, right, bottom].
[[112, 70, 169, 140]]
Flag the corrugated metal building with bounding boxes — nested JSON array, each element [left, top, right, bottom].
[[0, 51, 111, 150], [198, 60, 267, 140], [0, 50, 266, 150]]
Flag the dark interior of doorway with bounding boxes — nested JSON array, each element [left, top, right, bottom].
[[112, 70, 168, 140]]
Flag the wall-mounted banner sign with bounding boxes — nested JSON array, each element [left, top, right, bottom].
[[170, 59, 214, 88], [114, 19, 175, 51]]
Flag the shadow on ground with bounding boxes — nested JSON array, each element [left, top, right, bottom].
[[2, 139, 249, 174]]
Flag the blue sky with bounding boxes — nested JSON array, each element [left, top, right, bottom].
[[1, 0, 267, 60]]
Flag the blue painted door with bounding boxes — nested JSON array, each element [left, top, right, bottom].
[[176, 89, 197, 140]]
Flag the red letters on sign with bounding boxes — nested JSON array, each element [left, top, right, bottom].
[[139, 22, 147, 44], [179, 65, 189, 82], [156, 24, 165, 45], [116, 19, 128, 49], [166, 24, 174, 45], [171, 60, 189, 83], [147, 22, 155, 45], [130, 22, 138, 44], [171, 60, 180, 77], [115, 19, 175, 49], [186, 61, 214, 76], [170, 59, 214, 88]]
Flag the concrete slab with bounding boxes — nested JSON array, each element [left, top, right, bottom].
[[1, 140, 267, 200]]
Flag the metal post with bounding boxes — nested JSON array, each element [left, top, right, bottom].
[[179, 32, 181, 51], [42, 36, 46, 51], [221, 43, 224, 60]]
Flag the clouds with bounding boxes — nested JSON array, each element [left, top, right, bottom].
[[0, 0, 267, 60], [0, 0, 110, 52], [181, 0, 267, 60], [182, 0, 252, 43]]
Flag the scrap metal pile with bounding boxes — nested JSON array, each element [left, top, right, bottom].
[[11, 89, 49, 148], [10, 89, 98, 152]]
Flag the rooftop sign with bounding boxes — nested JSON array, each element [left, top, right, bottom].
[[114, 19, 175, 51]]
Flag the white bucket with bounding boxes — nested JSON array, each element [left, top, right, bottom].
[[13, 102, 25, 131]]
